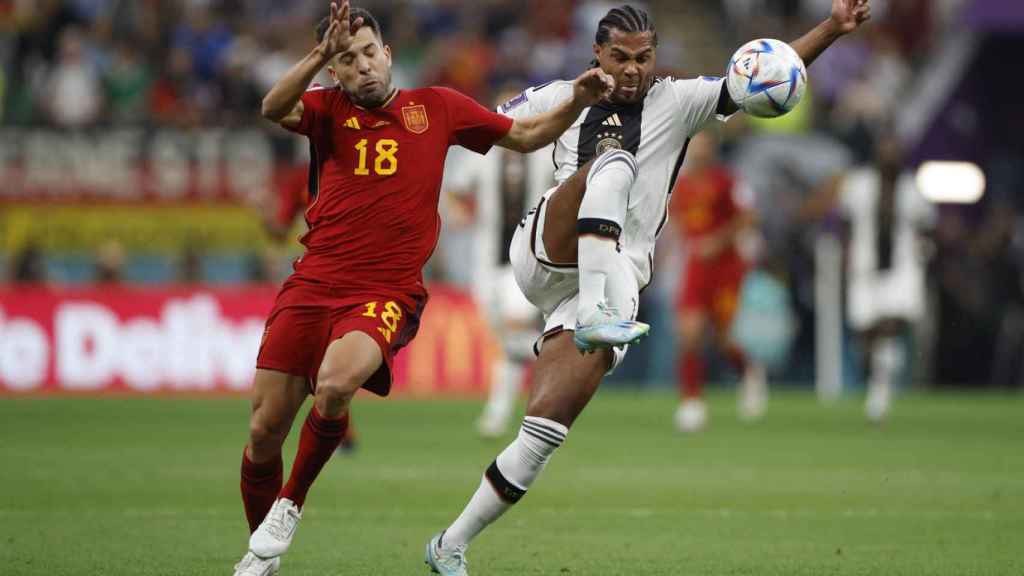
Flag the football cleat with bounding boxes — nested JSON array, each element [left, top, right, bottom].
[[675, 399, 708, 433], [232, 551, 280, 576], [249, 498, 302, 559], [424, 532, 469, 576], [573, 302, 650, 353]]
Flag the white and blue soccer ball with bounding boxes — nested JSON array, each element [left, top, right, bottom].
[[726, 38, 807, 118]]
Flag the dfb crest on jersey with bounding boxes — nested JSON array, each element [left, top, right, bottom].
[[596, 129, 623, 155], [402, 104, 429, 134]]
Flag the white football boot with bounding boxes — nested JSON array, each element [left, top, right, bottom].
[[424, 532, 469, 576], [249, 498, 302, 558], [675, 399, 708, 433], [573, 302, 649, 353], [232, 551, 280, 576]]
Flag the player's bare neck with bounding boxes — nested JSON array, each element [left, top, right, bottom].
[[353, 88, 399, 110]]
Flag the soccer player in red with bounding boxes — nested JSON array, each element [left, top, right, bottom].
[[670, 132, 765, 432], [259, 163, 358, 454], [233, 2, 614, 574]]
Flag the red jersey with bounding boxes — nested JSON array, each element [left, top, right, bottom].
[[670, 165, 741, 240], [284, 85, 513, 303], [273, 163, 311, 230]]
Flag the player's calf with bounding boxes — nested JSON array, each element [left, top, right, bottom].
[[435, 416, 569, 556]]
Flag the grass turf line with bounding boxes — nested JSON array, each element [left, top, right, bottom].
[[0, 391, 1022, 575]]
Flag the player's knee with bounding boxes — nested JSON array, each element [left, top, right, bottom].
[[314, 367, 363, 409], [249, 414, 288, 451], [588, 148, 638, 184]]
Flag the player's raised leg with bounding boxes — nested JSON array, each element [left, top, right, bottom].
[[574, 149, 649, 350], [428, 335, 612, 575], [249, 332, 381, 559], [534, 149, 648, 351]]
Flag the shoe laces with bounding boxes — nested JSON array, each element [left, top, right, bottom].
[[234, 552, 265, 575], [438, 540, 468, 568], [581, 301, 620, 327], [265, 500, 300, 540]]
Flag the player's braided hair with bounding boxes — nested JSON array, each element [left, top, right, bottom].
[[316, 6, 382, 43], [595, 5, 658, 47]]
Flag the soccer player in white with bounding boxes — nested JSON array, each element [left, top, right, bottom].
[[836, 133, 935, 422], [426, 2, 872, 574], [443, 135, 555, 438]]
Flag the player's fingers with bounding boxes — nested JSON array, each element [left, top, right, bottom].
[[351, 16, 364, 34], [339, 0, 349, 25]]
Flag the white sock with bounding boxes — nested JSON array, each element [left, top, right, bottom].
[[577, 150, 636, 320], [443, 416, 569, 548], [481, 359, 524, 425], [871, 337, 903, 391]]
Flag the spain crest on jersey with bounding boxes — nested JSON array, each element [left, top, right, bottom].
[[401, 104, 429, 134]]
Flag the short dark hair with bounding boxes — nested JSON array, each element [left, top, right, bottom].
[[316, 7, 382, 43], [595, 5, 657, 46]]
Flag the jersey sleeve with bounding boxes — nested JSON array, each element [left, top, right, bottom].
[[284, 85, 334, 137], [497, 81, 574, 120], [667, 76, 731, 137], [434, 87, 514, 155]]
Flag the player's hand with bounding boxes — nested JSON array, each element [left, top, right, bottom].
[[829, 0, 871, 35], [572, 68, 615, 108], [319, 0, 364, 59]]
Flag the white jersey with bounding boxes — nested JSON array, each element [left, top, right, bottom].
[[443, 145, 555, 278], [500, 76, 728, 289], [839, 168, 936, 328]]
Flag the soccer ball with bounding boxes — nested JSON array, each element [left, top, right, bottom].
[[726, 39, 807, 118]]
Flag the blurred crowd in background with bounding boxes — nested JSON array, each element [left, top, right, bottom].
[[2, 0, 1022, 389]]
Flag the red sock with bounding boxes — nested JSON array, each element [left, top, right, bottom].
[[241, 449, 283, 533], [279, 407, 349, 509], [679, 352, 705, 399]]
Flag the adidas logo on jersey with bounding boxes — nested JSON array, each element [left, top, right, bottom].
[[602, 114, 623, 127], [344, 117, 361, 129]]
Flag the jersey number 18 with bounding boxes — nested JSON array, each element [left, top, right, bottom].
[[354, 138, 399, 176]]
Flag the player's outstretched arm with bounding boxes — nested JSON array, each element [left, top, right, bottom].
[[260, 0, 364, 128], [497, 68, 615, 153], [718, 0, 870, 116], [790, 0, 871, 67]]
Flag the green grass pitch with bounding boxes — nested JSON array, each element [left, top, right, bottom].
[[1, 390, 1022, 575]]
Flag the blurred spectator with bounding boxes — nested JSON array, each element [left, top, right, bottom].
[[46, 25, 104, 128], [105, 38, 152, 124], [11, 242, 46, 284], [95, 239, 124, 283], [180, 240, 203, 284]]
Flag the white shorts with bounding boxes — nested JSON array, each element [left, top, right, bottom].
[[847, 267, 925, 330], [510, 189, 634, 372], [475, 266, 538, 327], [474, 265, 540, 361]]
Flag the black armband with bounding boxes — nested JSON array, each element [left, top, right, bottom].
[[578, 218, 622, 241]]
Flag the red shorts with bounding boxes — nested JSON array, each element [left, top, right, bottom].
[[677, 250, 747, 331], [256, 276, 425, 397]]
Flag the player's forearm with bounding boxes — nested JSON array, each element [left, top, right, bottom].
[[504, 98, 585, 153], [261, 47, 330, 122], [790, 18, 844, 68]]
